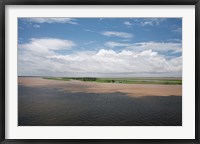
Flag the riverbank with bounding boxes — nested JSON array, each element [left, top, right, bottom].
[[18, 77, 182, 97]]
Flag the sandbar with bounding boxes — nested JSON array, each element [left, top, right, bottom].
[[18, 77, 182, 97]]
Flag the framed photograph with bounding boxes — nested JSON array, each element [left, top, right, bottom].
[[0, 0, 199, 143]]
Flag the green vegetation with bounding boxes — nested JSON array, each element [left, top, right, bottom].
[[43, 77, 182, 85]]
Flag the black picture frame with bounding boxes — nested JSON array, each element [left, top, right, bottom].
[[0, 0, 199, 143]]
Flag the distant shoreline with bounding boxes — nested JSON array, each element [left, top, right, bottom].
[[18, 76, 182, 79], [18, 76, 182, 85], [43, 77, 182, 85]]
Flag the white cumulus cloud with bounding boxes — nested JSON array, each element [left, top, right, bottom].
[[101, 31, 133, 39], [33, 24, 40, 28], [127, 41, 182, 53], [25, 18, 77, 24], [140, 18, 166, 26], [19, 38, 75, 55], [105, 41, 182, 53], [105, 41, 130, 48], [124, 21, 133, 26]]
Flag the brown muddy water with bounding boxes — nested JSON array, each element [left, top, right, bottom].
[[18, 85, 182, 126]]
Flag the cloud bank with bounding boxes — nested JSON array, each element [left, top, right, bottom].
[[18, 38, 182, 77]]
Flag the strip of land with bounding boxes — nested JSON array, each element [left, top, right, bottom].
[[43, 77, 182, 85], [18, 77, 182, 97]]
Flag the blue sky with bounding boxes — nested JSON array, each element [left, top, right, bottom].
[[18, 18, 182, 77]]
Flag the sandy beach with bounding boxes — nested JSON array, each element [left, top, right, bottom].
[[18, 77, 182, 97]]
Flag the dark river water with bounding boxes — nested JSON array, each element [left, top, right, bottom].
[[18, 85, 182, 126]]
